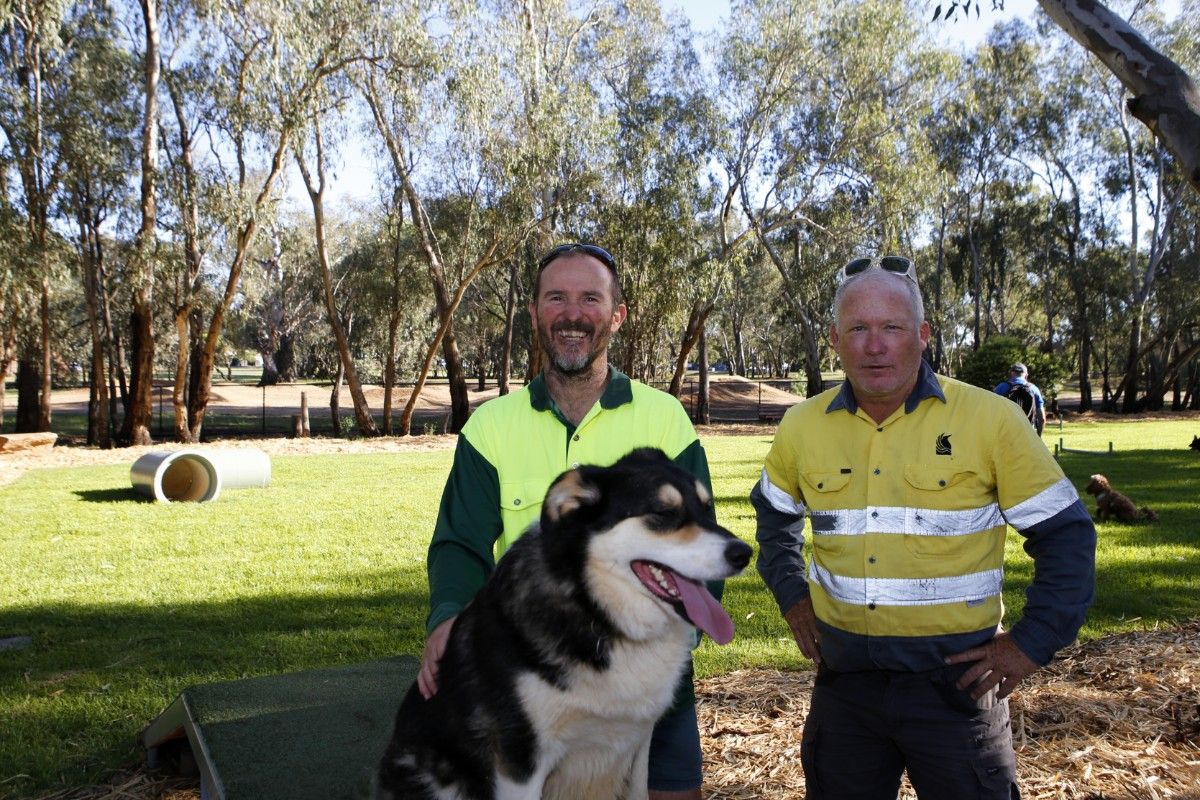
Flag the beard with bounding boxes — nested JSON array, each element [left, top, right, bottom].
[[541, 319, 609, 377]]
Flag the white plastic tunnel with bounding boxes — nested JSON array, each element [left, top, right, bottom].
[[130, 448, 271, 503]]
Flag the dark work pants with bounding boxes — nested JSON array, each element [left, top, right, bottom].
[[801, 665, 1019, 800]]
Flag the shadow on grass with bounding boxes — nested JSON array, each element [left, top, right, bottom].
[[73, 487, 145, 503], [0, 577, 428, 794]]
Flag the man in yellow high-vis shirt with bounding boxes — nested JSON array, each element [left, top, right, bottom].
[[418, 242, 718, 799], [751, 256, 1095, 799]]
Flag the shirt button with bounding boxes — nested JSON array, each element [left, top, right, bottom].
[[871, 511, 878, 518], [513, 498, 521, 506], [873, 468, 881, 475], [868, 602, 877, 610], [817, 482, 824, 489], [868, 556, 877, 564], [573, 434, 581, 441], [939, 480, 946, 487], [571, 462, 580, 468]]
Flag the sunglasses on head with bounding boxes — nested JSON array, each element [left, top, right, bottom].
[[838, 255, 916, 284], [537, 243, 617, 274]]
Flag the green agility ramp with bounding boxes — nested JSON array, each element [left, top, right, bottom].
[[141, 656, 418, 800]]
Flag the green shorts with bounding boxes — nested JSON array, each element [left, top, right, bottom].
[[648, 661, 702, 792]]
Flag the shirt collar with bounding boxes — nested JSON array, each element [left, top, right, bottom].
[[528, 366, 633, 412], [825, 359, 946, 415]]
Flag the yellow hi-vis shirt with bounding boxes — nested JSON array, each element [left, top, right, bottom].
[[754, 363, 1094, 671]]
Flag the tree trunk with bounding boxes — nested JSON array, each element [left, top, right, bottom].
[[731, 315, 746, 378], [37, 276, 51, 431], [330, 355, 344, 437], [695, 328, 710, 424], [121, 305, 155, 445], [0, 336, 12, 431], [276, 333, 296, 382], [172, 306, 192, 442], [15, 359, 40, 433], [120, 0, 161, 447], [80, 217, 111, 448], [295, 121, 377, 437], [498, 259, 517, 396], [668, 300, 714, 398], [188, 135, 291, 441]]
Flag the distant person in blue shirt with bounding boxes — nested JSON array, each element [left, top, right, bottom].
[[995, 363, 1045, 435]]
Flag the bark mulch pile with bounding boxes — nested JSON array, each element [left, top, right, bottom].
[[699, 619, 1200, 799], [23, 620, 1199, 799]]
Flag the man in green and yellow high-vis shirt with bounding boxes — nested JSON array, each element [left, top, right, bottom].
[[418, 242, 716, 800], [752, 256, 1096, 800]]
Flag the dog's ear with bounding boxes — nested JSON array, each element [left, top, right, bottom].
[[544, 469, 601, 524], [615, 447, 670, 468]]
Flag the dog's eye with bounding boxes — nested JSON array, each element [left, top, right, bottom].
[[645, 505, 682, 529]]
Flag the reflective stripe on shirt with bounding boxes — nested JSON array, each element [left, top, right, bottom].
[[809, 561, 1003, 607]]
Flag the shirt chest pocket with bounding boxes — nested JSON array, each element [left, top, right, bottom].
[[500, 479, 549, 515], [902, 465, 983, 556], [800, 470, 852, 499], [903, 464, 976, 501]]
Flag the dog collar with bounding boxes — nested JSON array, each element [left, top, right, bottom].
[[1095, 491, 1109, 501]]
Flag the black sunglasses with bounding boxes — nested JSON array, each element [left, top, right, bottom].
[[838, 255, 917, 284], [537, 243, 617, 274]]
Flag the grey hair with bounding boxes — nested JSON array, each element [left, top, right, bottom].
[[833, 269, 925, 330]]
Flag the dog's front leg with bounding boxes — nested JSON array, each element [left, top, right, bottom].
[[621, 737, 652, 800]]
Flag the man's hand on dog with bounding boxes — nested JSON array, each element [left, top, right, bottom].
[[945, 632, 1039, 700], [418, 617, 456, 699], [783, 597, 821, 665]]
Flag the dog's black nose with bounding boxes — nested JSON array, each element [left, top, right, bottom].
[[725, 540, 752, 570]]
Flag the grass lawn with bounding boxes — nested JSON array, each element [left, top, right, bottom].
[[1, 417, 1198, 796]]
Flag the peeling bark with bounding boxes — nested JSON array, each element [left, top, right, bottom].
[[1038, 0, 1200, 192]]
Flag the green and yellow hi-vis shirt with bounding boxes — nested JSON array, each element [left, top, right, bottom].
[[426, 367, 713, 634]]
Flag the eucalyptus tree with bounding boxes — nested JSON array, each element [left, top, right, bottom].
[[0, 0, 75, 432], [927, 23, 1040, 348], [715, 0, 948, 395], [114, 0, 161, 445], [360, 0, 601, 434], [939, 0, 1200, 195], [56, 1, 139, 446], [1012, 31, 1114, 410], [718, 242, 778, 377], [295, 93, 379, 436], [237, 218, 322, 384], [156, 0, 222, 442], [155, 0, 368, 442], [1075, 3, 1189, 411], [579, 1, 717, 390], [0, 192, 21, 429], [1032, 0, 1200, 195]]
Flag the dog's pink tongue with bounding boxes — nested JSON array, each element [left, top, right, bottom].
[[676, 577, 736, 645]]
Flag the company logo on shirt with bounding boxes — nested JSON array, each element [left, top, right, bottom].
[[935, 433, 952, 456]]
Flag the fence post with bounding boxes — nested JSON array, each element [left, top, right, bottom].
[[262, 385, 266, 435]]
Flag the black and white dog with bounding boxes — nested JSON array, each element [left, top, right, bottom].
[[376, 448, 752, 799]]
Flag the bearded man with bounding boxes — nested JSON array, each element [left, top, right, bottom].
[[416, 242, 719, 799]]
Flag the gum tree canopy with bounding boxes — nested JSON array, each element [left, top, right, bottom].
[[940, 0, 1200, 192]]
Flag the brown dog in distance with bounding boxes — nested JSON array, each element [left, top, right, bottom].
[[1084, 474, 1158, 523]]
